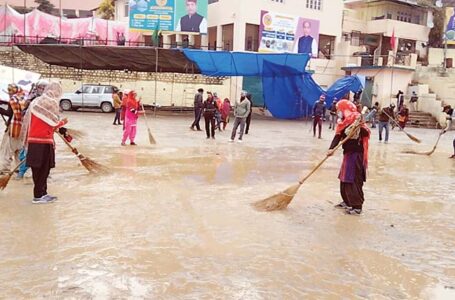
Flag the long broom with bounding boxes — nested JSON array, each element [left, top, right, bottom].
[[0, 159, 25, 191], [57, 132, 108, 174], [253, 119, 363, 212], [402, 131, 443, 156], [140, 104, 157, 145], [383, 110, 421, 144]]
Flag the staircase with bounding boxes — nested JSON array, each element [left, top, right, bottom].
[[407, 111, 441, 129]]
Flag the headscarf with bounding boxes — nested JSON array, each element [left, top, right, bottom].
[[20, 82, 63, 145], [335, 99, 370, 169], [127, 91, 139, 111]]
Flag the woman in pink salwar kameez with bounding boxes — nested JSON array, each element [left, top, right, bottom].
[[122, 91, 140, 146]]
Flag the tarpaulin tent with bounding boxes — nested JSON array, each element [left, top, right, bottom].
[[182, 49, 311, 77], [17, 45, 199, 73]]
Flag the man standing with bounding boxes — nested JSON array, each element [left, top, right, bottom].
[[312, 94, 327, 139], [410, 91, 418, 112], [297, 21, 318, 57], [0, 84, 24, 174], [190, 88, 204, 131], [202, 93, 218, 139], [378, 103, 395, 143], [112, 88, 122, 125], [230, 91, 251, 143], [442, 105, 455, 159], [328, 99, 338, 130], [245, 93, 253, 135], [176, 0, 208, 34], [365, 102, 380, 128]]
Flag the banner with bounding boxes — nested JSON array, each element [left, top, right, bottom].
[[258, 10, 319, 57], [129, 0, 208, 34], [0, 65, 41, 101], [445, 7, 455, 45]]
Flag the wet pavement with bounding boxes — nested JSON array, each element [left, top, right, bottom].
[[1, 112, 454, 299]]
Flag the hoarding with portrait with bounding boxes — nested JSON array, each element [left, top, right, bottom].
[[129, 0, 208, 34], [258, 10, 320, 57]]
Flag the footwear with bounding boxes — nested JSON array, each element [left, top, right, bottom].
[[206, 137, 210, 139], [14, 175, 24, 181], [318, 136, 322, 139], [334, 202, 350, 209], [345, 208, 362, 215], [190, 126, 195, 131], [228, 139, 234, 143], [238, 139, 243, 143], [384, 141, 388, 144], [44, 194, 58, 201], [32, 195, 56, 204], [211, 137, 215, 140], [197, 129, 203, 131], [130, 142, 137, 146], [450, 155, 455, 159], [121, 143, 126, 146]]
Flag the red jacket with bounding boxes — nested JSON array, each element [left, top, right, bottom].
[[27, 114, 66, 145]]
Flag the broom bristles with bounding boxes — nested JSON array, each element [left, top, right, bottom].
[[253, 183, 301, 211], [66, 128, 85, 139], [80, 156, 109, 174], [0, 173, 13, 191], [148, 129, 156, 145], [406, 132, 421, 144]]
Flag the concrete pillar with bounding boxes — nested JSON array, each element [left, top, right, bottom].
[[201, 34, 208, 50], [188, 34, 195, 48], [163, 35, 171, 49], [216, 25, 223, 50], [233, 21, 246, 51], [176, 34, 182, 48]]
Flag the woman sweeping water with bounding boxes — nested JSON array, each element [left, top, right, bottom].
[[122, 91, 140, 146], [21, 82, 68, 204], [328, 99, 370, 215]]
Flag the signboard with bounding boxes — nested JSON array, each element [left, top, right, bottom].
[[129, 0, 208, 34], [0, 65, 41, 101], [258, 10, 320, 57], [445, 7, 455, 45]]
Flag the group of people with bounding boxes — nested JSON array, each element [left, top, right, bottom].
[[0, 80, 69, 204], [190, 89, 253, 142]]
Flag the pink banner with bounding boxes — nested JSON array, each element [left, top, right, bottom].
[[0, 5, 141, 45]]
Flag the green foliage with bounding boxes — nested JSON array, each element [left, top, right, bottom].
[[98, 0, 115, 20]]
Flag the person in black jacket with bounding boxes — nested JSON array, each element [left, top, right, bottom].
[[202, 94, 218, 139], [190, 88, 204, 131], [176, 0, 208, 34]]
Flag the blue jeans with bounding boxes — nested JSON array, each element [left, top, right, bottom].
[[18, 148, 29, 177], [378, 122, 389, 142]]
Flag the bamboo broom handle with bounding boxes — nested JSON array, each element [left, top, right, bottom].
[[298, 123, 362, 185], [56, 132, 80, 156]]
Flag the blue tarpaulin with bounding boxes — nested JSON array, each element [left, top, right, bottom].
[[262, 61, 364, 119], [182, 49, 311, 77], [182, 49, 364, 119]]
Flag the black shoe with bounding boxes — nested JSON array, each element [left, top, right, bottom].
[[450, 155, 455, 159], [130, 142, 137, 146]]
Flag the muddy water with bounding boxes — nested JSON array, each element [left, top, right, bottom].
[[0, 112, 454, 299]]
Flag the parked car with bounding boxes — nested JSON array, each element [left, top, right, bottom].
[[60, 84, 118, 113]]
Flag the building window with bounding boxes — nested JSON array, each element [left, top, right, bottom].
[[318, 35, 336, 59], [271, 0, 285, 3], [306, 0, 322, 10], [245, 24, 259, 52], [124, 4, 129, 17]]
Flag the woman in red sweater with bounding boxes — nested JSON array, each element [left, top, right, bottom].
[[21, 82, 67, 204]]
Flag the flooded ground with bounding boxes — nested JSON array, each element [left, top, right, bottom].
[[1, 112, 454, 299]]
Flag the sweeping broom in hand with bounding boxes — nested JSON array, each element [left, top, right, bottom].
[[253, 118, 363, 212], [57, 132, 108, 174], [383, 110, 421, 144], [403, 131, 443, 156], [140, 103, 157, 145], [0, 160, 26, 190]]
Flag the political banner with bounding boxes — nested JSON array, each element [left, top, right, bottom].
[[258, 10, 319, 57], [129, 0, 208, 34], [445, 7, 455, 45]]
